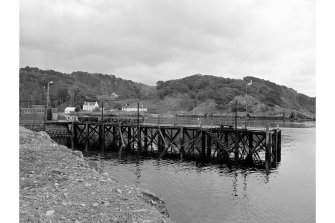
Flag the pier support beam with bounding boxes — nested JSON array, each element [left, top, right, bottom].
[[127, 126, 132, 151], [265, 125, 272, 171], [234, 131, 239, 164], [137, 126, 141, 153], [207, 134, 212, 162], [277, 130, 281, 162], [144, 128, 148, 151], [272, 129, 278, 167], [180, 127, 184, 160], [245, 133, 253, 164], [85, 123, 89, 154], [71, 122, 76, 150], [158, 128, 163, 153], [112, 126, 116, 150], [201, 131, 206, 161], [100, 124, 105, 153]]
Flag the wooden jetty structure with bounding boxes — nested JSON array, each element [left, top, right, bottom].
[[20, 101, 282, 169], [38, 120, 281, 169]]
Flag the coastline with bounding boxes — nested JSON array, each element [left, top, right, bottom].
[[19, 126, 173, 223]]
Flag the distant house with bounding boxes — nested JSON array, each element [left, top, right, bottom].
[[83, 101, 99, 111]]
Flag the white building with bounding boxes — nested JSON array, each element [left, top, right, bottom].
[[83, 101, 99, 111], [64, 107, 76, 114]]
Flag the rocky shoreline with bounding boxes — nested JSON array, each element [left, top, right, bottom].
[[19, 126, 173, 223]]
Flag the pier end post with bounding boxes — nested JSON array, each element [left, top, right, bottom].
[[272, 129, 278, 167], [265, 124, 272, 171]]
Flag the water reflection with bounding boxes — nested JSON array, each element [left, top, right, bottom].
[[91, 151, 276, 185], [232, 171, 238, 199], [134, 160, 141, 184], [84, 125, 315, 223]]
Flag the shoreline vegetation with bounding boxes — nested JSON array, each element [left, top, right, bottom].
[[19, 126, 173, 223]]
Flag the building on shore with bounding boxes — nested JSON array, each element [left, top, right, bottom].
[[64, 107, 76, 114], [83, 101, 99, 111]]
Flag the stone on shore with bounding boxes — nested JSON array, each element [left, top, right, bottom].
[[19, 126, 173, 223]]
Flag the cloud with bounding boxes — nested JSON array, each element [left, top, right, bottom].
[[20, 0, 315, 96]]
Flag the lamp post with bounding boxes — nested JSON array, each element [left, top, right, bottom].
[[245, 80, 252, 117], [47, 81, 53, 108]]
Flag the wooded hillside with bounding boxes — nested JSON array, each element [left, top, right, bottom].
[[19, 67, 155, 109], [156, 74, 315, 115], [19, 67, 315, 118]]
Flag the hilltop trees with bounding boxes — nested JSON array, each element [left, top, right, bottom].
[[155, 74, 315, 114], [19, 67, 150, 109], [19, 67, 315, 116]]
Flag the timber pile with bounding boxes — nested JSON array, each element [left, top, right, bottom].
[[19, 126, 172, 223]]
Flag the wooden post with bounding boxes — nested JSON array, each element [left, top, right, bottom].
[[234, 131, 239, 164], [157, 128, 161, 151], [158, 127, 163, 153], [85, 122, 89, 153], [180, 127, 184, 160], [160, 128, 166, 154], [277, 130, 281, 162], [98, 124, 101, 149], [272, 129, 278, 167], [235, 100, 237, 130], [144, 128, 148, 151], [207, 132, 211, 162], [101, 123, 105, 153], [201, 131, 206, 161], [223, 132, 228, 148], [137, 126, 141, 153], [127, 126, 132, 151], [137, 102, 141, 152], [112, 126, 116, 150], [137, 102, 140, 127], [249, 133, 253, 151], [101, 101, 104, 122], [119, 125, 126, 153], [265, 125, 271, 171], [71, 122, 76, 150], [246, 133, 253, 164]]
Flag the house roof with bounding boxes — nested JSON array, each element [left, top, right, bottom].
[[65, 107, 76, 111]]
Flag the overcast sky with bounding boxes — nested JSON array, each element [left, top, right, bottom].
[[20, 0, 315, 96]]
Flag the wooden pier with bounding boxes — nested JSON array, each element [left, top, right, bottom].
[[20, 117, 281, 169], [63, 121, 281, 169]]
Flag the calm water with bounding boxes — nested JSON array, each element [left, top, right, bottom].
[[86, 120, 315, 223]]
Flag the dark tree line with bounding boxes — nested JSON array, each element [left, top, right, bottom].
[[19, 67, 315, 114]]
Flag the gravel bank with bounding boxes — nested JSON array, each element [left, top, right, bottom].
[[19, 126, 173, 223]]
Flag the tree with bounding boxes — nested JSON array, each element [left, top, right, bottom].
[[57, 86, 68, 104]]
